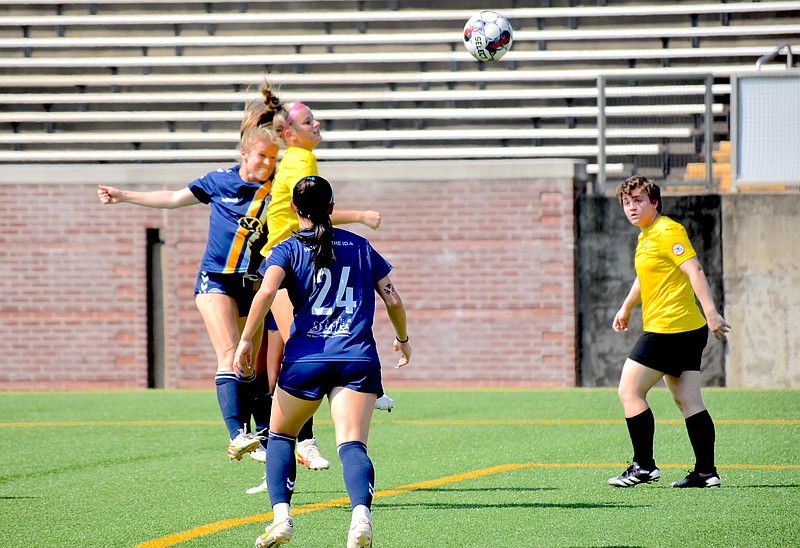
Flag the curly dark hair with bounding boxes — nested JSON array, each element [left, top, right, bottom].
[[615, 175, 662, 213]]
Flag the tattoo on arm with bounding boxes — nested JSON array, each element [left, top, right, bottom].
[[382, 283, 395, 296]]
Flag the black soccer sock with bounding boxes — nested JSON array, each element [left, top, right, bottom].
[[625, 407, 656, 469], [249, 375, 272, 450], [298, 415, 314, 443], [685, 409, 716, 474]]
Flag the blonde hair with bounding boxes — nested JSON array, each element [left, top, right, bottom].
[[240, 80, 301, 142], [238, 124, 279, 152]]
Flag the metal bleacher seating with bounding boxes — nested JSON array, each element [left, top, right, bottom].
[[1, 0, 799, 183]]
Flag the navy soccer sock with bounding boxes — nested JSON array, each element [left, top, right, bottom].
[[215, 372, 249, 438], [685, 409, 716, 474], [625, 407, 656, 470], [265, 432, 297, 506], [338, 441, 375, 509]]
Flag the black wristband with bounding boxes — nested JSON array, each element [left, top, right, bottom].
[[396, 336, 409, 343]]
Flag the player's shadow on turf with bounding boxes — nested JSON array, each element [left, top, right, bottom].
[[5, 444, 227, 482], [380, 502, 640, 510], [417, 486, 557, 493], [724, 484, 800, 489], [3, 453, 172, 482]]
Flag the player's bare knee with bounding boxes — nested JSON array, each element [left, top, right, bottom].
[[617, 386, 643, 409]]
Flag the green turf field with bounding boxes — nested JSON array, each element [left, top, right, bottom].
[[1, 389, 798, 547]]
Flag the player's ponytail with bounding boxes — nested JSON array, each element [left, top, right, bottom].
[[240, 80, 283, 137], [292, 176, 335, 273]]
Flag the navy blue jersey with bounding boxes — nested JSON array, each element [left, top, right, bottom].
[[188, 165, 271, 274], [263, 228, 393, 364]]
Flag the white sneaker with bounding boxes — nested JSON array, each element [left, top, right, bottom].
[[255, 518, 293, 547], [249, 448, 266, 463], [228, 427, 265, 461], [246, 475, 269, 495], [295, 438, 331, 470], [374, 394, 394, 412], [348, 517, 372, 548]]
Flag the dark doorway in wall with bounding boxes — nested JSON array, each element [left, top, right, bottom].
[[146, 228, 166, 389]]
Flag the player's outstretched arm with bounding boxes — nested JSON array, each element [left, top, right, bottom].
[[97, 185, 200, 209], [376, 275, 411, 368], [331, 209, 381, 230]]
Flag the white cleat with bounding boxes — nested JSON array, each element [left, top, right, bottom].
[[246, 475, 269, 495], [255, 518, 293, 547], [347, 517, 372, 548], [374, 394, 394, 412], [249, 448, 267, 463], [228, 427, 265, 461], [295, 438, 331, 470]]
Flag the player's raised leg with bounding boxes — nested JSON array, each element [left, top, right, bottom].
[[196, 291, 263, 459]]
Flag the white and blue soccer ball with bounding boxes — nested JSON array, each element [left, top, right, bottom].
[[463, 11, 514, 62]]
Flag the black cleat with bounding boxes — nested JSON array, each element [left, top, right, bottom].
[[608, 462, 661, 487], [669, 469, 721, 488]]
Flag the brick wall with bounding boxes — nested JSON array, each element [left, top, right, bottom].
[[0, 159, 580, 389]]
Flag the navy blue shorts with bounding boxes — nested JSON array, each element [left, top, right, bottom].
[[278, 361, 384, 401], [266, 311, 278, 331], [193, 270, 261, 317], [628, 325, 709, 377]]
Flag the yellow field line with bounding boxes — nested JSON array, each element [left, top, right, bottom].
[[131, 461, 800, 547], [2, 418, 799, 428], [131, 463, 534, 548], [390, 419, 800, 425], [0, 420, 221, 427]]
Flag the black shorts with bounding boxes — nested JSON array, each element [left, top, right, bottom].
[[628, 325, 709, 377], [193, 271, 261, 316]]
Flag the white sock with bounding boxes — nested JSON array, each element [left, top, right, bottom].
[[351, 504, 371, 525], [273, 503, 291, 522]]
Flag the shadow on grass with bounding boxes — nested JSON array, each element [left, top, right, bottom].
[[0, 448, 203, 482], [722, 484, 800, 489], [379, 501, 641, 510], [418, 486, 557, 493]]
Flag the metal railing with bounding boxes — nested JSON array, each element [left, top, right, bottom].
[[756, 42, 794, 70], [595, 73, 716, 192]]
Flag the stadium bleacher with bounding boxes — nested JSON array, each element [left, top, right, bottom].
[[1, 0, 798, 185]]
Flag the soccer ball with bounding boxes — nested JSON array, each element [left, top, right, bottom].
[[463, 11, 513, 62]]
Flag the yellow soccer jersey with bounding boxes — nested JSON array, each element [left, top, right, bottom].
[[635, 215, 707, 333], [262, 147, 318, 255]]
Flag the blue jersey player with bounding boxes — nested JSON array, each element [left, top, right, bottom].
[[234, 175, 411, 548], [97, 125, 279, 463]]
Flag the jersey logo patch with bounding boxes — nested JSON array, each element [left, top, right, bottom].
[[672, 243, 685, 256], [238, 216, 263, 233]]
